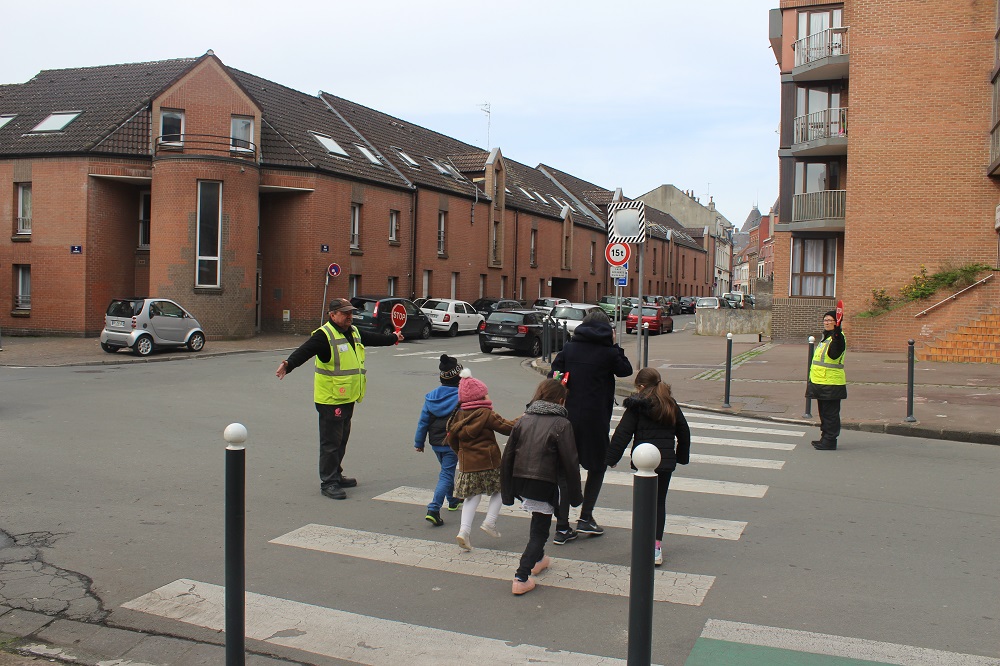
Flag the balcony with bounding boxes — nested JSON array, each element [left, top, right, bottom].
[[792, 107, 848, 156], [792, 27, 849, 82], [154, 134, 258, 162], [778, 190, 846, 232]]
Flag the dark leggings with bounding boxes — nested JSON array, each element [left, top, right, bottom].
[[555, 466, 606, 530], [515, 512, 552, 581], [655, 469, 674, 541]]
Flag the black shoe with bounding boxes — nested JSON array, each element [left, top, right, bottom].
[[321, 484, 347, 500], [447, 500, 463, 511], [425, 511, 444, 527], [338, 476, 358, 488], [577, 518, 604, 536], [553, 528, 578, 545], [812, 442, 837, 450], [810, 440, 822, 447]]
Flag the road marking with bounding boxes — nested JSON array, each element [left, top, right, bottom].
[[594, 471, 768, 498], [691, 619, 1000, 666], [466, 356, 515, 362], [691, 435, 797, 451], [392, 350, 447, 357], [375, 487, 747, 540], [689, 453, 785, 469], [124, 579, 628, 665], [687, 421, 805, 436], [272, 524, 714, 605]]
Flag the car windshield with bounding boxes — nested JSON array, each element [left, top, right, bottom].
[[551, 306, 585, 320], [533, 299, 553, 307], [630, 307, 658, 317], [488, 312, 525, 324], [423, 300, 450, 311], [471, 299, 493, 310], [697, 298, 718, 307], [107, 299, 143, 317], [351, 299, 378, 313], [599, 296, 618, 305]]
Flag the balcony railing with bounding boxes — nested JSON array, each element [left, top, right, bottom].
[[437, 230, 446, 255], [350, 232, 360, 249], [16, 217, 31, 234], [15, 294, 31, 309], [794, 107, 848, 144], [792, 190, 846, 222], [154, 134, 258, 161], [793, 27, 849, 67]]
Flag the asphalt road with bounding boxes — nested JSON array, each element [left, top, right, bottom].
[[1, 332, 998, 664]]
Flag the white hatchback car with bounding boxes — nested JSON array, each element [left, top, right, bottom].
[[420, 298, 485, 336], [549, 303, 604, 336]]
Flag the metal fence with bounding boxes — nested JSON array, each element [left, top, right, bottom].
[[792, 190, 846, 222]]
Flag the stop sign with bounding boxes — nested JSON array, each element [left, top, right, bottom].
[[391, 303, 407, 331]]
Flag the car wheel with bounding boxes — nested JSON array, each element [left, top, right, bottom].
[[448, 324, 458, 337], [134, 335, 154, 357], [100, 342, 117, 353], [420, 324, 431, 340], [187, 331, 206, 352], [381, 324, 394, 336], [479, 342, 492, 354], [528, 337, 542, 357], [626, 328, 633, 335]]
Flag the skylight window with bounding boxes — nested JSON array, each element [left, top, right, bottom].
[[394, 147, 420, 168], [356, 144, 382, 165], [442, 162, 464, 180], [32, 111, 81, 132], [504, 187, 512, 194], [533, 191, 548, 204], [518, 187, 535, 201], [0, 115, 16, 130], [311, 132, 349, 157], [426, 157, 452, 176]]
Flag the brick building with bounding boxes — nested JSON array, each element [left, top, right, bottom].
[[769, 0, 1000, 359], [0, 52, 717, 340]]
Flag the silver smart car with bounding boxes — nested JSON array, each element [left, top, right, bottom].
[[100, 297, 206, 357]]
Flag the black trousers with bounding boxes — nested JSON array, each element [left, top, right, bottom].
[[516, 512, 552, 581], [655, 469, 674, 541], [316, 401, 355, 488], [554, 466, 606, 530], [817, 399, 841, 447]]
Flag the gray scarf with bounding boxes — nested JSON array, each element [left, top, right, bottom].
[[525, 400, 568, 417]]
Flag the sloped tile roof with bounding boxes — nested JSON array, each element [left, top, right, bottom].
[[645, 208, 703, 251], [448, 151, 489, 173], [503, 158, 595, 225], [537, 163, 613, 223], [0, 58, 196, 157]]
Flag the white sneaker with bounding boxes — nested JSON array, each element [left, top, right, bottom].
[[457, 529, 472, 551], [480, 522, 501, 538], [654, 547, 663, 566]]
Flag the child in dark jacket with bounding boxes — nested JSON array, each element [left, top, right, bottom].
[[413, 355, 467, 527], [607, 367, 691, 567], [501, 379, 583, 595]]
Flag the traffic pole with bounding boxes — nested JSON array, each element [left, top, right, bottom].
[[224, 423, 247, 666], [905, 339, 917, 422], [803, 336, 815, 418], [627, 443, 661, 666], [722, 332, 733, 408]]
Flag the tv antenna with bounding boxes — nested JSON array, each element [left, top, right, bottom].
[[479, 102, 491, 149]]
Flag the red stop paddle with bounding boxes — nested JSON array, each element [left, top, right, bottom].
[[835, 300, 844, 326]]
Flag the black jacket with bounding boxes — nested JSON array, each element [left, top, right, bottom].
[[607, 395, 691, 473], [282, 323, 398, 372], [501, 406, 583, 507]]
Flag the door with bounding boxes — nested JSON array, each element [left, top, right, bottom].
[[149, 300, 188, 343]]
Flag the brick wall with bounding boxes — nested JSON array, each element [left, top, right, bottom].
[[772, 297, 836, 342]]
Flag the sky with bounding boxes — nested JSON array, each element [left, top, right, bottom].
[[1, 0, 780, 227]]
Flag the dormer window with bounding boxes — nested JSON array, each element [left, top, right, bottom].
[[312, 132, 349, 157], [394, 147, 420, 168], [356, 144, 382, 165], [160, 110, 184, 145], [230, 116, 253, 152], [32, 111, 81, 132], [0, 115, 15, 130]]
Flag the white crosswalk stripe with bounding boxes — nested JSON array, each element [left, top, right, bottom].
[[689, 453, 785, 469], [271, 524, 715, 605], [374, 486, 748, 540], [596, 470, 768, 497], [124, 579, 629, 665]]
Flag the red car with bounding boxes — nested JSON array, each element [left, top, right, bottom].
[[625, 305, 674, 334]]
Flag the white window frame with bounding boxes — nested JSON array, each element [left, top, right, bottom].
[[138, 191, 151, 248], [437, 212, 447, 254], [230, 116, 253, 152], [533, 191, 548, 204], [356, 144, 381, 165], [518, 187, 535, 200], [0, 114, 15, 130], [349, 274, 360, 297], [196, 181, 222, 288], [389, 210, 399, 242], [16, 183, 31, 235], [32, 111, 81, 132], [530, 229, 537, 265], [394, 147, 420, 168], [312, 132, 349, 157], [159, 110, 184, 146], [427, 157, 451, 176], [387, 276, 397, 296], [350, 204, 361, 249], [15, 264, 31, 310]]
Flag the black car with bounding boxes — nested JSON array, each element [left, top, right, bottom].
[[478, 309, 565, 356], [679, 296, 697, 314], [349, 296, 432, 340], [470, 297, 523, 319]]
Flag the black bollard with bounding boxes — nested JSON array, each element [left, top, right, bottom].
[[642, 323, 649, 369], [905, 339, 917, 422], [541, 317, 550, 362], [802, 336, 815, 419], [628, 443, 660, 665], [224, 424, 247, 666], [722, 333, 733, 408]]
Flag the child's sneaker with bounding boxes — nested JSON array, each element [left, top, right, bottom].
[[511, 577, 536, 595], [448, 499, 463, 511], [480, 522, 501, 538], [530, 555, 551, 576], [425, 511, 443, 527], [552, 528, 578, 545], [456, 529, 472, 551], [576, 518, 604, 536], [654, 547, 663, 566]]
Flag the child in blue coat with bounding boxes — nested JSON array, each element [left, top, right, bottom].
[[414, 355, 467, 526]]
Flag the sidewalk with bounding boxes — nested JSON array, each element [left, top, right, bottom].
[[2, 324, 998, 445]]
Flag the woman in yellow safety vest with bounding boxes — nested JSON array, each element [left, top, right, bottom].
[[806, 310, 846, 451]]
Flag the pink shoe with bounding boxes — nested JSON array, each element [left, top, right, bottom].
[[511, 577, 536, 595], [530, 555, 551, 576]]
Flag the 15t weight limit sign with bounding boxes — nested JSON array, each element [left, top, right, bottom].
[[605, 242, 631, 267]]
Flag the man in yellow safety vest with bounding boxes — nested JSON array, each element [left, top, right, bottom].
[[806, 310, 846, 451]]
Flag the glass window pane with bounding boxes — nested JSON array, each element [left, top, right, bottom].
[[198, 260, 218, 286]]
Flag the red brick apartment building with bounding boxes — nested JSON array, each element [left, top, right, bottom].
[[0, 52, 711, 339], [769, 0, 1000, 360]]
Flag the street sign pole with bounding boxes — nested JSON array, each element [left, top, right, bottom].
[[321, 273, 330, 326], [636, 242, 644, 369]]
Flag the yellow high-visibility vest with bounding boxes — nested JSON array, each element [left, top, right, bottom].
[[313, 322, 366, 404], [810, 334, 846, 386]]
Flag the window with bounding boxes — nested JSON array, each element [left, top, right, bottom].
[[389, 210, 400, 242], [652, 246, 657, 275], [14, 265, 30, 310], [387, 276, 397, 296], [437, 212, 447, 255], [533, 191, 548, 204], [356, 144, 381, 165], [349, 274, 360, 297], [139, 192, 151, 248], [231, 116, 253, 151], [519, 277, 526, 300], [491, 221, 502, 264], [350, 204, 361, 249], [530, 230, 537, 265], [518, 187, 535, 201], [590, 242, 596, 273], [196, 182, 222, 288], [16, 183, 31, 235], [791, 237, 837, 296], [394, 147, 420, 168], [312, 132, 349, 157], [0, 115, 15, 130], [32, 111, 80, 132], [160, 110, 184, 145]]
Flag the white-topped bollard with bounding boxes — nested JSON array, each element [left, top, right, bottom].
[[723, 332, 734, 408], [628, 442, 661, 664], [224, 423, 246, 665]]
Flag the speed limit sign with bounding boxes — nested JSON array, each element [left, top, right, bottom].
[[605, 242, 631, 267]]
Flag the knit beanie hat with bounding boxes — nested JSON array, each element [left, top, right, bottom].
[[824, 310, 838, 320], [458, 374, 488, 404], [439, 354, 464, 386]]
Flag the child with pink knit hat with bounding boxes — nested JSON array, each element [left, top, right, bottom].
[[445, 372, 517, 550]]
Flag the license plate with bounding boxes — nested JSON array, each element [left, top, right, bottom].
[[491, 336, 509, 343], [110, 321, 126, 328]]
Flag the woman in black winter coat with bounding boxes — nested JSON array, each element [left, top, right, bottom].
[[606, 367, 691, 566]]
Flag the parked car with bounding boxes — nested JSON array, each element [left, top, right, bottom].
[[550, 303, 603, 336], [413, 297, 429, 309], [746, 294, 756, 309], [478, 309, 565, 356], [100, 297, 206, 357], [420, 298, 485, 336], [350, 296, 432, 340], [625, 305, 674, 335], [470, 297, 523, 319], [679, 296, 697, 314], [598, 294, 626, 320], [695, 296, 722, 311], [532, 297, 570, 314], [722, 292, 748, 309], [662, 296, 681, 315]]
